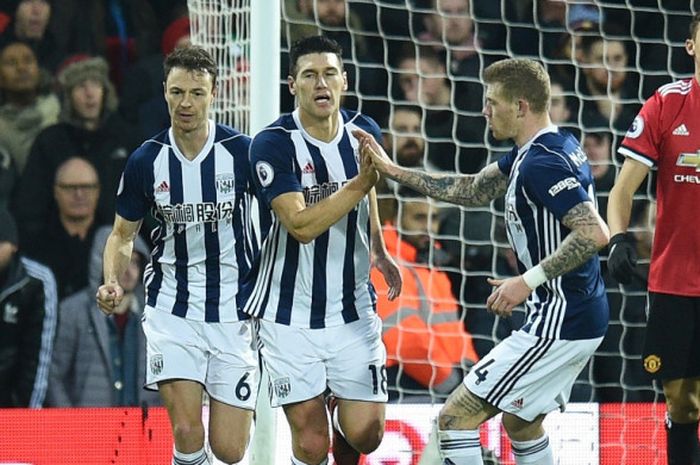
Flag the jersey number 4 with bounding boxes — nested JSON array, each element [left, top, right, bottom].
[[474, 359, 495, 385]]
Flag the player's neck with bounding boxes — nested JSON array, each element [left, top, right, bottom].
[[298, 110, 339, 143], [514, 114, 552, 148], [173, 124, 209, 160]]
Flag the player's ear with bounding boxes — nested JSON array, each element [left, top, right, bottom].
[[342, 70, 348, 92], [517, 99, 527, 117], [685, 38, 696, 57], [288, 75, 296, 96]]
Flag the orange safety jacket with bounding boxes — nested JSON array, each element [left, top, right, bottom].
[[371, 224, 479, 390]]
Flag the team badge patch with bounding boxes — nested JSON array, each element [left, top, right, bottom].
[[273, 377, 291, 399], [256, 161, 274, 187], [150, 354, 164, 375], [215, 173, 235, 194], [626, 116, 644, 139], [644, 354, 661, 373]]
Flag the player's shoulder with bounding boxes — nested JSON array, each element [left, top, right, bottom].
[[651, 78, 694, 109], [129, 128, 170, 164], [252, 114, 297, 146], [343, 108, 380, 132], [214, 123, 252, 153], [527, 129, 583, 170]]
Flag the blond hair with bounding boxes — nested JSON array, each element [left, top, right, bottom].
[[483, 58, 550, 114]]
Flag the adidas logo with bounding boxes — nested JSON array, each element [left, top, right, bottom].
[[511, 398, 524, 409], [673, 124, 689, 136], [155, 181, 170, 193], [302, 162, 315, 174]]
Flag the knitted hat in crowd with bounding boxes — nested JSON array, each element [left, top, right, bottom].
[[0, 207, 18, 246], [55, 54, 118, 123], [57, 54, 111, 91]]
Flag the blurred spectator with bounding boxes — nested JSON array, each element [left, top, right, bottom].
[[23, 157, 100, 299], [594, 200, 657, 402], [47, 0, 160, 89], [372, 188, 479, 401], [13, 55, 138, 241], [394, 45, 486, 173], [0, 144, 16, 208], [47, 226, 160, 407], [418, 0, 485, 113], [0, 0, 63, 72], [578, 31, 640, 133], [0, 40, 60, 173], [549, 78, 572, 125], [583, 131, 615, 218], [120, 9, 190, 139], [0, 207, 57, 408]]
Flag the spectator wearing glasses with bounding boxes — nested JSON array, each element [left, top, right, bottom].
[[13, 55, 139, 241], [24, 157, 101, 299]]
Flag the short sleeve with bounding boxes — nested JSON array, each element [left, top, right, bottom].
[[115, 153, 149, 221], [249, 131, 302, 206], [497, 147, 518, 176], [523, 155, 591, 220], [618, 92, 662, 167]]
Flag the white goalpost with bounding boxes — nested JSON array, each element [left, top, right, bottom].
[[187, 1, 280, 464]]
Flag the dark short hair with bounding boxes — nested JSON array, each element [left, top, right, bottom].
[[163, 45, 217, 89], [289, 35, 343, 78], [690, 12, 700, 40]]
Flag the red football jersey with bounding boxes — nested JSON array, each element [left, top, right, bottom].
[[618, 78, 700, 296]]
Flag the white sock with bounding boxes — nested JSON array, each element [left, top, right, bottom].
[[172, 446, 210, 465], [438, 429, 483, 465], [511, 435, 554, 464], [291, 456, 328, 465]]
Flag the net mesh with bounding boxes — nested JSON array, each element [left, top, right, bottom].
[[187, 0, 251, 132], [188, 0, 699, 463]]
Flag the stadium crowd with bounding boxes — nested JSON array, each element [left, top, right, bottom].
[[0, 0, 692, 411]]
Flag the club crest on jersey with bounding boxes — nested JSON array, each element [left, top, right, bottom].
[[273, 377, 291, 399], [626, 116, 644, 139], [256, 161, 274, 187], [150, 354, 164, 375], [644, 354, 661, 373], [216, 173, 235, 194]]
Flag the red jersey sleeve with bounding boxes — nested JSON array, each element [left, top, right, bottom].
[[618, 91, 663, 167]]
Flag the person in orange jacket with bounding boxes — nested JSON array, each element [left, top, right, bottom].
[[372, 187, 479, 400]]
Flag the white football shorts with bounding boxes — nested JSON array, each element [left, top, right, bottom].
[[142, 305, 259, 410], [464, 330, 603, 421], [258, 314, 388, 407]]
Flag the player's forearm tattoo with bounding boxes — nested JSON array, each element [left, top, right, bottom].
[[541, 202, 605, 280], [386, 163, 507, 207]]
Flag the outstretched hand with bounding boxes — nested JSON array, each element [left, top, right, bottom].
[[96, 282, 124, 315], [485, 276, 531, 318], [352, 128, 395, 175], [374, 254, 402, 301]]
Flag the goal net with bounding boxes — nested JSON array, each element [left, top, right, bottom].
[[188, 0, 697, 463]]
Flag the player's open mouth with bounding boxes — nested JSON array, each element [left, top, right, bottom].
[[314, 95, 331, 104]]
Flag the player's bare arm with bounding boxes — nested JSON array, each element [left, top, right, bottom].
[[607, 158, 650, 234], [96, 214, 142, 314], [270, 147, 378, 244], [369, 187, 402, 300], [540, 201, 610, 279], [353, 128, 507, 207], [487, 201, 609, 317]]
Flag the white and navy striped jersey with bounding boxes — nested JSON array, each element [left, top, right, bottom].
[[241, 109, 381, 328], [116, 120, 257, 322], [497, 125, 608, 340]]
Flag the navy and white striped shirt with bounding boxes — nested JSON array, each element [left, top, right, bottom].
[[241, 109, 381, 328], [116, 120, 257, 322], [497, 126, 608, 340]]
